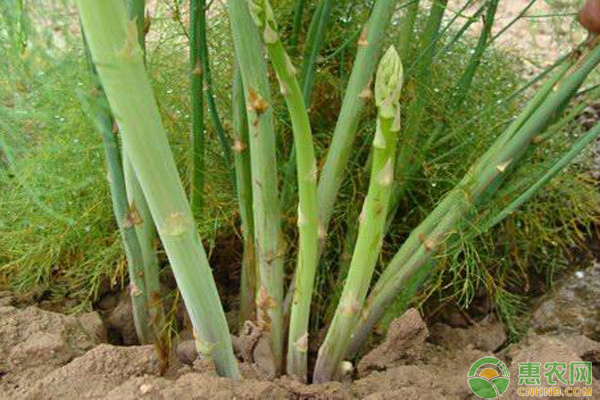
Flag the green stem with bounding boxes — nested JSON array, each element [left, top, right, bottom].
[[126, 0, 146, 53], [299, 0, 333, 104], [435, 2, 486, 59], [190, 0, 205, 212], [123, 156, 166, 347], [82, 41, 151, 344], [316, 0, 396, 248], [490, 0, 537, 44], [375, 58, 574, 317], [232, 67, 257, 327], [485, 121, 600, 230], [290, 0, 306, 52], [346, 39, 600, 358], [452, 0, 499, 110], [250, 1, 319, 379], [78, 0, 239, 378], [199, 0, 235, 188], [398, 0, 420, 59], [387, 0, 447, 225], [280, 0, 333, 212], [406, 0, 462, 74], [313, 47, 403, 383], [125, 0, 166, 348], [537, 102, 587, 142], [229, 0, 285, 374], [16, 0, 28, 54]]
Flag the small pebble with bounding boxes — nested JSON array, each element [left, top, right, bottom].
[[176, 339, 198, 365], [140, 384, 153, 394]]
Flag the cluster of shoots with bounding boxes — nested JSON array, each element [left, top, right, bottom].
[[77, 0, 600, 383]]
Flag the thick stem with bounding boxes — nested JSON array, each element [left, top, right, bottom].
[[347, 206, 463, 358], [124, 0, 166, 347], [83, 30, 152, 345], [313, 47, 403, 383], [398, 0, 420, 59], [229, 0, 285, 374], [316, 0, 396, 246], [126, 0, 146, 53], [232, 68, 257, 326], [78, 0, 239, 378], [248, 0, 320, 380], [123, 156, 166, 347], [346, 39, 600, 358], [485, 121, 600, 230]]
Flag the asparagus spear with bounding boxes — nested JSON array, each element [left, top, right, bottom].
[[313, 47, 404, 383]]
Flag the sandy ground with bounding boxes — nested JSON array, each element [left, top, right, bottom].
[[460, 0, 587, 73], [1, 291, 597, 399]]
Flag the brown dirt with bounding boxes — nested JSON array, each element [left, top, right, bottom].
[[357, 308, 429, 377], [463, 0, 586, 74], [2, 292, 597, 400], [0, 292, 106, 398]]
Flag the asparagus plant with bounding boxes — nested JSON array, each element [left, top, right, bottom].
[[85, 4, 164, 345], [316, 0, 395, 244], [82, 45, 152, 344], [248, 0, 320, 380], [123, 156, 166, 346], [232, 67, 257, 326], [75, 0, 600, 384], [298, 0, 333, 104], [229, 0, 286, 373], [189, 0, 206, 211], [196, 0, 235, 188], [389, 0, 498, 219], [290, 0, 307, 53], [345, 38, 600, 359], [485, 120, 600, 230], [338, 0, 471, 285], [357, 55, 577, 337], [397, 0, 420, 59], [123, 0, 166, 348], [77, 0, 239, 379], [313, 47, 404, 383]]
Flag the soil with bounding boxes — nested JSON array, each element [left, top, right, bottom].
[[1, 285, 599, 400], [464, 0, 586, 74]]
